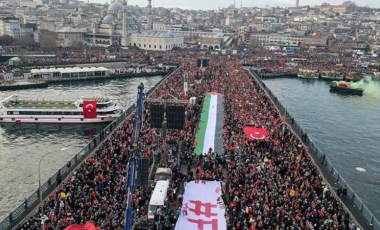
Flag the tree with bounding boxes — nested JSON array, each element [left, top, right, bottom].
[[342, 1, 356, 6], [0, 35, 15, 45], [14, 34, 35, 47], [248, 36, 260, 49], [39, 30, 57, 51], [71, 40, 87, 50]]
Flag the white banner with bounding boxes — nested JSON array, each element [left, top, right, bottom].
[[184, 81, 188, 92], [175, 181, 226, 230]]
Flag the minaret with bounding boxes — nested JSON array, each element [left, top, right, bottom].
[[121, 0, 128, 46], [296, 0, 299, 7], [147, 0, 152, 30]]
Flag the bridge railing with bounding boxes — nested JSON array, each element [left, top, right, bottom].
[[249, 67, 380, 230], [0, 111, 127, 230], [0, 67, 179, 230]]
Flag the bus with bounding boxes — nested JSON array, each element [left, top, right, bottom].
[[148, 180, 170, 220]]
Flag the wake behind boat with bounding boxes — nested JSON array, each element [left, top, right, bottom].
[[0, 95, 122, 124]]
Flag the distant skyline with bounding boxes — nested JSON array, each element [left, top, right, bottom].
[[88, 0, 380, 9]]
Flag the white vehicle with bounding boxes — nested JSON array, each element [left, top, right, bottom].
[[0, 95, 122, 124], [154, 168, 172, 183], [148, 180, 170, 220]]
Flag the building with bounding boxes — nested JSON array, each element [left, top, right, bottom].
[[319, 5, 351, 13], [152, 21, 169, 31], [0, 18, 21, 39], [85, 0, 138, 47], [238, 26, 251, 44], [250, 32, 305, 47], [200, 34, 225, 49], [19, 0, 43, 8], [40, 20, 59, 32], [302, 36, 328, 49], [56, 27, 86, 47], [130, 31, 184, 51]]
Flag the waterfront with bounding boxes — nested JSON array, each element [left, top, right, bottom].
[[0, 76, 163, 220], [264, 78, 380, 219]]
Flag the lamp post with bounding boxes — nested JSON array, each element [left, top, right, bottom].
[[38, 147, 68, 228], [277, 93, 288, 118]]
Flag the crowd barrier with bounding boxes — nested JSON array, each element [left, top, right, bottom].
[[249, 68, 380, 230], [0, 67, 179, 230]]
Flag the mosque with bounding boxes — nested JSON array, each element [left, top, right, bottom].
[[84, 0, 183, 50], [85, 0, 137, 47]]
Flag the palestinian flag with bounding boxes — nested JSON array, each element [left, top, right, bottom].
[[194, 92, 224, 155]]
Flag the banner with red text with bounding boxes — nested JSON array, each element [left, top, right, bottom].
[[64, 222, 99, 230], [175, 181, 226, 230]]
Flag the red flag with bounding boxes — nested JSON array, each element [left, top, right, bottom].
[[83, 100, 97, 119], [244, 126, 268, 140], [64, 222, 99, 230]]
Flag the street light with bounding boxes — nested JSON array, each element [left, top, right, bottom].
[[38, 147, 68, 228], [277, 93, 288, 118]]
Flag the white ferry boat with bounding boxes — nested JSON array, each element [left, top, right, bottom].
[[321, 70, 344, 81], [298, 69, 319, 79], [0, 96, 122, 124]]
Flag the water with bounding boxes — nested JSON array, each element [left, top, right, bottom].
[[264, 78, 380, 219], [0, 76, 163, 220]]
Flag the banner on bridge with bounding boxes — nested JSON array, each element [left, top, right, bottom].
[[193, 92, 224, 155], [175, 181, 226, 230]]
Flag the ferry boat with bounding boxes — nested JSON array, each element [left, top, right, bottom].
[[0, 96, 122, 124], [298, 69, 319, 79], [330, 81, 364, 96], [321, 70, 344, 81], [344, 72, 363, 81]]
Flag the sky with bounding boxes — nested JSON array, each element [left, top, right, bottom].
[[88, 0, 380, 10]]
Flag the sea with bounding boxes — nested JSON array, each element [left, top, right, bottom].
[[263, 77, 380, 220], [0, 75, 163, 221]]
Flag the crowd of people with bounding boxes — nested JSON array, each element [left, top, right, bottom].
[[15, 51, 361, 230]]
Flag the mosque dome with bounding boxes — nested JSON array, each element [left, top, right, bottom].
[[102, 15, 116, 23], [107, 2, 124, 12]]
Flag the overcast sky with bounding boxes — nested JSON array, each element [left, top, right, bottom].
[[88, 0, 380, 9]]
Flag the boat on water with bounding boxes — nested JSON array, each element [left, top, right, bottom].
[[321, 70, 344, 81], [330, 81, 364, 96], [0, 95, 122, 124], [344, 72, 363, 81], [298, 69, 319, 79]]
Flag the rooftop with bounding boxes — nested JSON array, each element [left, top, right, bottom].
[[138, 31, 182, 38], [30, 67, 109, 74], [2, 96, 111, 109], [5, 100, 78, 109]]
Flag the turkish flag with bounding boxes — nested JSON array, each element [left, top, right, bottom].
[[83, 100, 97, 119], [244, 126, 268, 140], [64, 222, 99, 230]]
